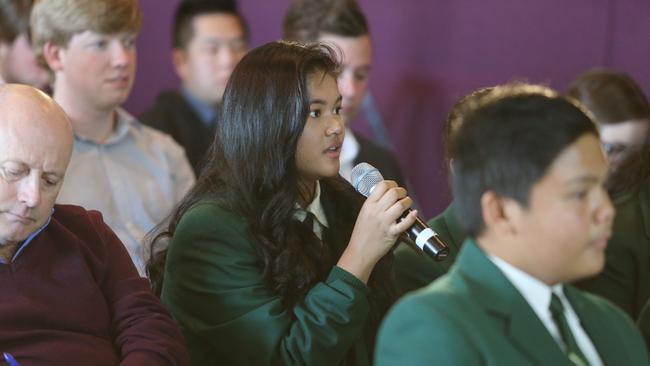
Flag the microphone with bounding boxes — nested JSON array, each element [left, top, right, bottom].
[[351, 162, 449, 261]]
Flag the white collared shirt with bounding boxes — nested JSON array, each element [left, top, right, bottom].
[[293, 181, 329, 239], [339, 128, 360, 183], [489, 255, 604, 366], [57, 108, 195, 276]]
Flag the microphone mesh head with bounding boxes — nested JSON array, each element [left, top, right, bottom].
[[350, 162, 384, 197]]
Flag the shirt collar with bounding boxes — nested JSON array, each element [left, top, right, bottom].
[[0, 208, 54, 264], [488, 254, 564, 318], [293, 181, 329, 228], [181, 88, 217, 126], [73, 108, 135, 146]]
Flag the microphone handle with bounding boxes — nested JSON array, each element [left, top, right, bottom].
[[400, 210, 450, 261]]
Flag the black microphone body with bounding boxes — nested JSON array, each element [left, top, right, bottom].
[[351, 163, 449, 261]]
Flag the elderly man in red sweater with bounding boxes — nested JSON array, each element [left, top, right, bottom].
[[0, 84, 188, 365]]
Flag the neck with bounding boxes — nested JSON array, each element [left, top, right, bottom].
[[477, 235, 561, 286], [0, 241, 20, 263], [53, 87, 117, 144]]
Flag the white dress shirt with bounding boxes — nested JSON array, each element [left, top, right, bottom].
[[339, 128, 360, 183], [489, 255, 604, 366], [57, 108, 195, 276], [293, 182, 329, 239]]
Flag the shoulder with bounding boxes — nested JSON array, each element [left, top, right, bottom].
[[171, 199, 253, 256], [52, 204, 111, 239], [571, 286, 631, 317], [49, 204, 122, 263], [389, 273, 474, 324], [376, 276, 479, 363], [123, 111, 190, 161], [177, 200, 247, 233], [354, 133, 398, 161], [139, 91, 200, 131], [568, 286, 642, 333], [139, 91, 189, 119]]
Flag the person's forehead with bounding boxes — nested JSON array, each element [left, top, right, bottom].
[[71, 30, 137, 41], [317, 34, 372, 63], [600, 119, 650, 141], [191, 13, 245, 37], [542, 134, 606, 184]]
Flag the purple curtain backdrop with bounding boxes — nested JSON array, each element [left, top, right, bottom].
[[125, 0, 650, 218]]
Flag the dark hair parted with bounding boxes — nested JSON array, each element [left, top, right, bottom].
[[450, 85, 599, 237], [172, 0, 248, 49], [567, 69, 650, 125], [148, 42, 396, 326], [283, 0, 368, 42], [0, 0, 32, 43]]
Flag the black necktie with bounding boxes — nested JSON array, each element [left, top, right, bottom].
[[549, 293, 590, 366]]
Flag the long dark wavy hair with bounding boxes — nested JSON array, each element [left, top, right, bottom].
[[147, 41, 396, 334]]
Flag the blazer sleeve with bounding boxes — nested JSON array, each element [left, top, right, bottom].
[[161, 202, 370, 365], [392, 214, 458, 294]]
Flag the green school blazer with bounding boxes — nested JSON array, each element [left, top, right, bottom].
[[575, 180, 650, 318], [161, 197, 375, 366], [393, 203, 465, 294], [640, 301, 650, 354], [376, 240, 650, 366]]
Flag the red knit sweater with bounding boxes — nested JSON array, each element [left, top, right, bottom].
[[0, 204, 189, 365]]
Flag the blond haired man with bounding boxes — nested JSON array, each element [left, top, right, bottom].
[[31, 0, 195, 276]]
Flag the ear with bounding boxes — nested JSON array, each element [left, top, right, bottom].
[[480, 191, 521, 237], [42, 41, 65, 72], [171, 48, 188, 80]]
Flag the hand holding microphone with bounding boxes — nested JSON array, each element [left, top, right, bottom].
[[337, 174, 419, 284], [351, 163, 449, 262]]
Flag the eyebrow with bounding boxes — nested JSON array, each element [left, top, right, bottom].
[[309, 96, 342, 105], [564, 175, 601, 186]]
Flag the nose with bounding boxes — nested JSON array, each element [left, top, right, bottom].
[[338, 72, 356, 99], [325, 114, 344, 136], [595, 188, 615, 228], [216, 47, 237, 69], [111, 42, 132, 68], [18, 174, 41, 208]]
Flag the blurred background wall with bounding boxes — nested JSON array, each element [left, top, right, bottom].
[[125, 0, 650, 218]]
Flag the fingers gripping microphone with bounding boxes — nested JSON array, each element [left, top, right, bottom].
[[351, 162, 449, 261]]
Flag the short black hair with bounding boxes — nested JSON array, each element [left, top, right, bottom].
[[172, 0, 248, 49], [283, 0, 369, 42], [450, 85, 599, 237]]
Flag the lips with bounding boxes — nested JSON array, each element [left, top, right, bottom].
[[106, 76, 130, 88], [323, 142, 342, 158], [6, 212, 35, 224], [593, 234, 611, 250]]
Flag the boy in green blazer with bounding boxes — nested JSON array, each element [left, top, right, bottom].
[[376, 85, 650, 365]]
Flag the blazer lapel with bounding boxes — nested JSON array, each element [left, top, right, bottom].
[[565, 286, 630, 366], [456, 241, 573, 365]]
